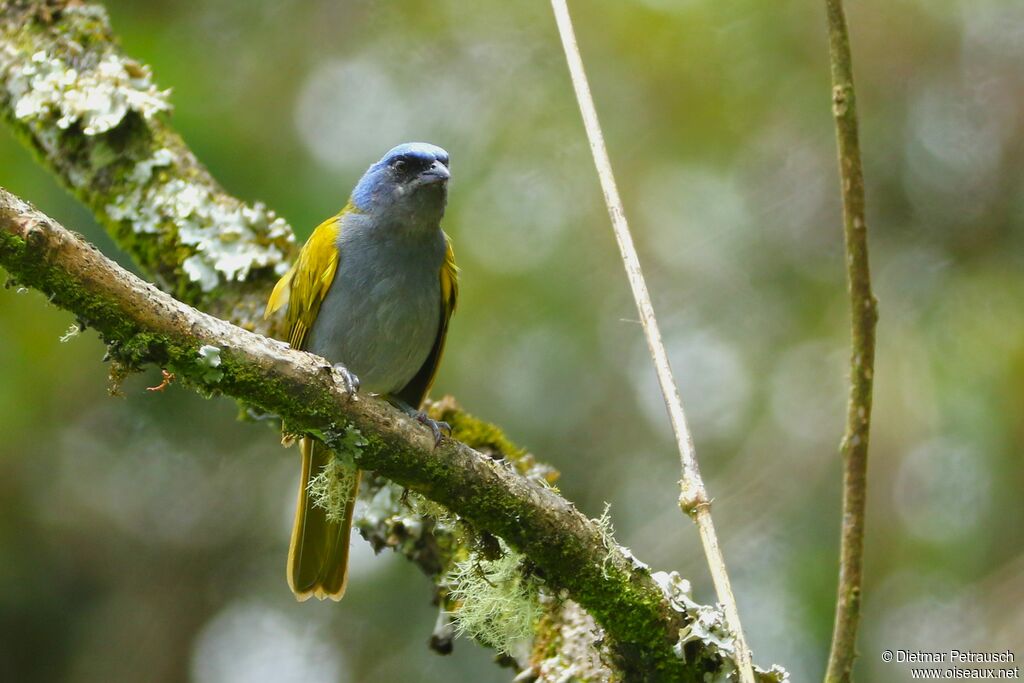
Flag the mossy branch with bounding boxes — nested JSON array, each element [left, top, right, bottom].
[[822, 0, 878, 681], [0, 187, 796, 682], [0, 0, 295, 325]]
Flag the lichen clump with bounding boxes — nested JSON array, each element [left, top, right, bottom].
[[307, 429, 366, 523], [0, 5, 296, 294], [592, 502, 649, 579], [653, 571, 790, 682], [308, 456, 359, 523], [4, 49, 170, 135], [358, 483, 458, 544], [108, 149, 293, 291], [532, 600, 612, 683], [196, 344, 223, 383], [352, 478, 466, 580], [446, 541, 544, 656]]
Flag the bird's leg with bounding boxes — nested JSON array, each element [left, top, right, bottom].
[[331, 363, 361, 396], [389, 398, 450, 448], [417, 411, 452, 448]]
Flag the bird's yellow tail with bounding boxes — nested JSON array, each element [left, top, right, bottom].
[[288, 438, 360, 601]]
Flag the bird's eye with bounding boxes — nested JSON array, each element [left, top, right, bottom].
[[393, 158, 407, 172]]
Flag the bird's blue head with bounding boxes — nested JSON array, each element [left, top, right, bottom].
[[350, 142, 451, 228]]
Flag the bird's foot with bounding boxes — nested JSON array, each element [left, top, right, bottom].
[[388, 398, 450, 447], [332, 364, 361, 397], [415, 411, 451, 448]]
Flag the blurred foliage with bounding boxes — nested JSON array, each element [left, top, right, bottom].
[[1, 0, 1022, 681]]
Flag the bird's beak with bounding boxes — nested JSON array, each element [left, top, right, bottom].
[[418, 160, 451, 185]]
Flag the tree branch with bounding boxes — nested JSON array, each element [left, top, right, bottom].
[[822, 1, 878, 681], [0, 187, 790, 682], [0, 0, 295, 326], [548, 3, 756, 682]]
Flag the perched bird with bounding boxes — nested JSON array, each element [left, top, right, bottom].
[[265, 142, 459, 601]]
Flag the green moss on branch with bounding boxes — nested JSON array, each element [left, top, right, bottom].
[[0, 187, 744, 681], [0, 1, 295, 322]]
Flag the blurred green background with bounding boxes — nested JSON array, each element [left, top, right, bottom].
[[2, 0, 1022, 681]]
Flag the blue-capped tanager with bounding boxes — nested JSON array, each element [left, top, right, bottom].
[[264, 142, 458, 601]]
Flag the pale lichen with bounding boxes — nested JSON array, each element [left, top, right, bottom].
[[591, 502, 649, 579], [593, 502, 616, 578], [406, 490, 460, 536], [353, 478, 465, 579], [306, 429, 365, 523], [652, 571, 790, 683], [59, 322, 81, 343], [755, 666, 790, 683], [356, 483, 434, 550], [197, 344, 222, 366], [358, 482, 408, 530], [62, 4, 111, 20], [445, 540, 544, 656], [107, 149, 293, 291], [532, 600, 613, 683], [128, 147, 174, 185], [195, 343, 223, 383], [308, 454, 359, 523], [0, 11, 295, 294], [4, 49, 170, 135]]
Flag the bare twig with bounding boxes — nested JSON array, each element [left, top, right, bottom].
[[548, 2, 755, 681], [822, 0, 878, 681]]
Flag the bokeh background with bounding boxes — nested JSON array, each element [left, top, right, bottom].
[[2, 0, 1022, 681]]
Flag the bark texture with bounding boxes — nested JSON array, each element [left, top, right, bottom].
[[822, 0, 878, 680]]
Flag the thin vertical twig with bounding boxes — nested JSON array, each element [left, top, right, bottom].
[[548, 2, 756, 681], [822, 0, 878, 681]]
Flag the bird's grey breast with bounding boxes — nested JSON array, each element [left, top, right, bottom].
[[306, 213, 445, 396]]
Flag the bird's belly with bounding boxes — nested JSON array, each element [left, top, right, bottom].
[[306, 269, 440, 396]]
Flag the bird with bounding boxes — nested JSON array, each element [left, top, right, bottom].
[[264, 142, 458, 601]]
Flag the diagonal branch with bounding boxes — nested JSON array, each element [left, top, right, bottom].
[[0, 0, 295, 325], [0, 186, 789, 682], [822, 0, 878, 681], [549, 3, 756, 682]]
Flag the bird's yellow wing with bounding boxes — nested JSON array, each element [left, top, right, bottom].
[[395, 233, 459, 408], [265, 210, 348, 351]]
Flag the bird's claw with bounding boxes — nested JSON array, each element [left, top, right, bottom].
[[332, 364, 361, 397], [415, 412, 451, 448]]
